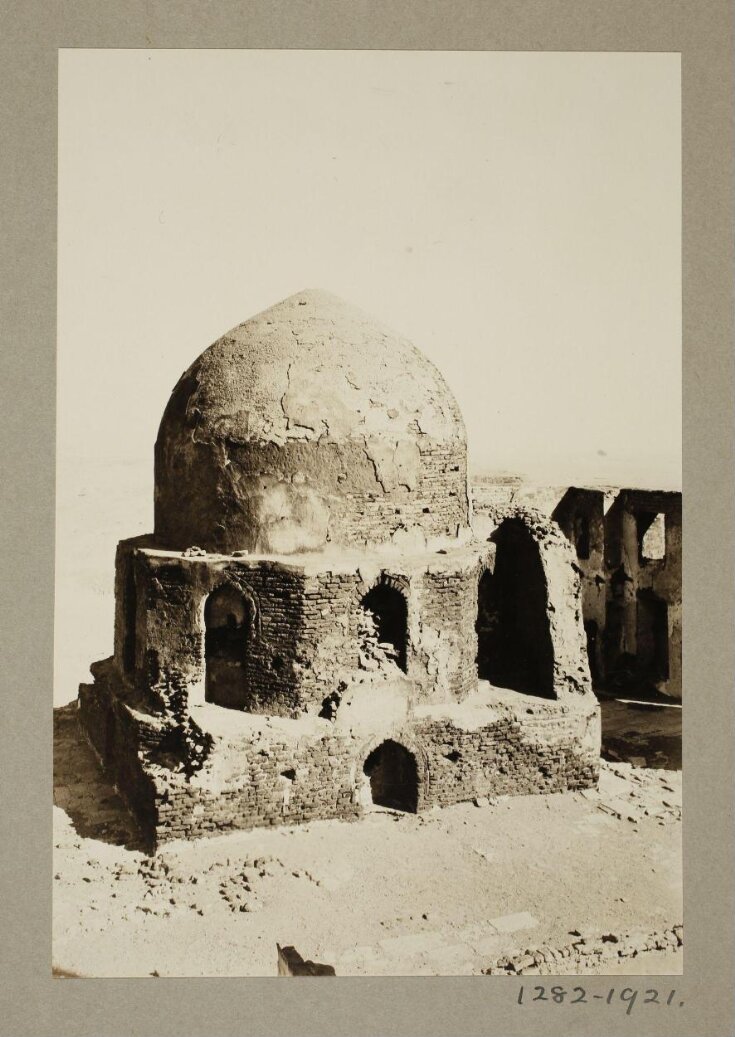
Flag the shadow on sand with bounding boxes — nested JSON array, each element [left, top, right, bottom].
[[53, 703, 146, 852], [599, 696, 682, 771]]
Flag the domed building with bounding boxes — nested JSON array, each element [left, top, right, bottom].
[[154, 288, 470, 556], [79, 290, 599, 847]]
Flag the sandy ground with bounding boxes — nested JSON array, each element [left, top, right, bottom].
[[53, 704, 682, 978]]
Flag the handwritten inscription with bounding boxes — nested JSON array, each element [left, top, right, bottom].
[[517, 986, 684, 1014]]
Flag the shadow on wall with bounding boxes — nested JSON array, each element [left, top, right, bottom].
[[635, 590, 669, 684], [476, 519, 555, 698], [53, 704, 145, 852]]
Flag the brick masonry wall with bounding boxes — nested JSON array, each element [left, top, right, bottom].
[[296, 570, 363, 708], [127, 551, 310, 715], [153, 732, 361, 842], [78, 664, 599, 847], [417, 564, 480, 701], [113, 541, 487, 718], [415, 708, 600, 808], [78, 676, 165, 842], [296, 555, 484, 709], [336, 439, 469, 546]]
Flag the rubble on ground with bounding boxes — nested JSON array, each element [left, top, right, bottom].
[[586, 760, 682, 824], [483, 924, 683, 975]]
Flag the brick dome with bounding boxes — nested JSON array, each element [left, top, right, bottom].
[[154, 290, 469, 555]]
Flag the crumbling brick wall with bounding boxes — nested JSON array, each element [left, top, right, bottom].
[[415, 706, 600, 807], [114, 545, 311, 716], [551, 488, 607, 685], [78, 671, 164, 841], [152, 732, 361, 841], [415, 562, 480, 701], [114, 541, 488, 719], [473, 508, 593, 700], [79, 658, 599, 848]]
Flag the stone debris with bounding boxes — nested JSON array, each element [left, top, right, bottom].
[[277, 944, 336, 976], [84, 850, 287, 920], [356, 610, 402, 675], [483, 924, 683, 975], [594, 760, 682, 825]]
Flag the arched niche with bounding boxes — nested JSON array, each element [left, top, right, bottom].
[[203, 583, 254, 708], [359, 580, 409, 673], [362, 739, 419, 812], [476, 519, 555, 698]]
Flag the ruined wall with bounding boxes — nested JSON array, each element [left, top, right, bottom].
[[604, 490, 682, 698], [475, 509, 593, 700], [293, 569, 365, 709], [113, 540, 486, 718], [114, 544, 309, 716], [79, 664, 599, 847], [473, 479, 683, 700], [154, 290, 470, 555], [80, 672, 362, 844], [154, 731, 361, 841], [78, 672, 165, 841], [551, 489, 607, 685], [269, 556, 484, 710], [416, 561, 481, 701], [415, 702, 600, 807]]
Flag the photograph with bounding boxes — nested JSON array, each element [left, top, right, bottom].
[[53, 48, 682, 978]]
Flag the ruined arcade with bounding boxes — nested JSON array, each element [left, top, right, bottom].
[[78, 290, 600, 845]]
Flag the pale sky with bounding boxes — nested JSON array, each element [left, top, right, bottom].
[[58, 49, 681, 490]]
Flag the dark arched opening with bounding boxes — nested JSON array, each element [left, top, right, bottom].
[[360, 583, 408, 672], [363, 740, 418, 812], [476, 519, 555, 698], [636, 590, 669, 683], [204, 584, 251, 708], [122, 563, 137, 675]]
